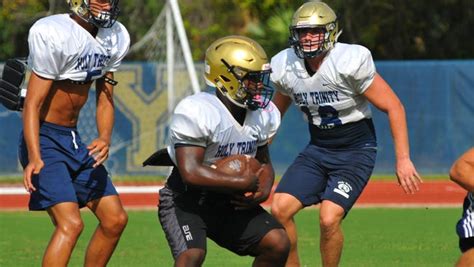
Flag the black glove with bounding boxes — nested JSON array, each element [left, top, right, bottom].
[[143, 148, 174, 166], [0, 58, 27, 111]]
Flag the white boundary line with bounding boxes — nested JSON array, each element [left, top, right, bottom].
[[0, 186, 164, 195], [354, 203, 459, 208], [0, 186, 460, 208]]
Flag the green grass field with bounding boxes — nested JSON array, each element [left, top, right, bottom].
[[0, 208, 460, 266], [0, 173, 450, 185]]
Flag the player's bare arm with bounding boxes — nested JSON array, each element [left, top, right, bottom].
[[450, 148, 474, 192], [22, 72, 53, 192], [363, 73, 422, 193], [272, 92, 292, 118], [88, 72, 115, 167], [253, 144, 275, 202], [268, 92, 292, 144], [175, 146, 259, 193]]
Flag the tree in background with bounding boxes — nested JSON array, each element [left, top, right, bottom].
[[1, 0, 473, 61], [0, 0, 54, 59], [333, 0, 474, 59]]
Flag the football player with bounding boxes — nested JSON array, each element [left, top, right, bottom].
[[155, 36, 290, 266], [269, 2, 422, 266], [18, 0, 129, 266], [450, 148, 474, 267]]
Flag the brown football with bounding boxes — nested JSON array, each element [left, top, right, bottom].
[[213, 154, 261, 176]]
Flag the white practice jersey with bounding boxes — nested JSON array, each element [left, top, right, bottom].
[[27, 14, 130, 82], [167, 92, 281, 166], [271, 43, 375, 129]]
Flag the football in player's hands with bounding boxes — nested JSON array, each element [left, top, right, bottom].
[[212, 154, 262, 192], [213, 154, 261, 175]]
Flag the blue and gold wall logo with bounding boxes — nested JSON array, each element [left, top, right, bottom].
[[103, 63, 199, 174]]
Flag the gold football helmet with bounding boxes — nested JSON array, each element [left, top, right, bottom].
[[289, 1, 341, 59], [67, 0, 120, 28], [204, 35, 273, 110]]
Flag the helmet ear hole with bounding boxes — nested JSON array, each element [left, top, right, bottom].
[[220, 75, 231, 82]]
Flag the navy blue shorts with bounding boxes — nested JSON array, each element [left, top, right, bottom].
[[275, 144, 377, 214], [18, 122, 118, 211]]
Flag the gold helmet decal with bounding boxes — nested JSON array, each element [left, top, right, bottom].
[[66, 0, 120, 28], [289, 1, 341, 58], [204, 36, 273, 110]]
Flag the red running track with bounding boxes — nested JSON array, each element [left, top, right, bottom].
[[0, 181, 466, 210]]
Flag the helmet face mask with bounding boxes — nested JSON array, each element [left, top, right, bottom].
[[223, 61, 273, 110], [67, 0, 120, 28], [205, 36, 274, 110], [289, 2, 340, 59]]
